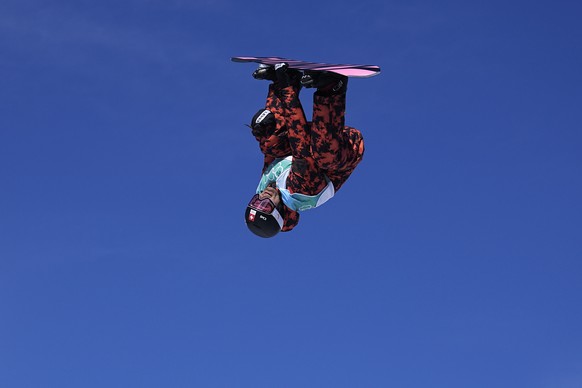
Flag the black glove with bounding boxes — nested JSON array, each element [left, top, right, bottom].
[[250, 108, 276, 137]]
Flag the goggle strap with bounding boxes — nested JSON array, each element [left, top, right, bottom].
[[271, 207, 284, 229]]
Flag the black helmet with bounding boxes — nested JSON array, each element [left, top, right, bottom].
[[245, 194, 284, 238]]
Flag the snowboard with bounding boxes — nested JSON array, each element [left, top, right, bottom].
[[231, 56, 380, 78]]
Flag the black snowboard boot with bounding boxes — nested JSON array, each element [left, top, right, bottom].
[[252, 64, 276, 81], [301, 71, 348, 94], [273, 63, 302, 88], [254, 63, 302, 88]]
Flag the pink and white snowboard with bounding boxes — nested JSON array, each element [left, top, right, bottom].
[[231, 56, 380, 78]]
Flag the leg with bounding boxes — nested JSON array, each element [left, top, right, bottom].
[[280, 84, 330, 196], [252, 64, 304, 167], [255, 64, 330, 196], [310, 89, 365, 191]]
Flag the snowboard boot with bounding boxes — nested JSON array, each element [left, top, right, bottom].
[[301, 71, 348, 95], [273, 63, 302, 88], [254, 63, 302, 88], [252, 64, 276, 81]]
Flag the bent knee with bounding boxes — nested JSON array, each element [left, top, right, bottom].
[[311, 138, 341, 170]]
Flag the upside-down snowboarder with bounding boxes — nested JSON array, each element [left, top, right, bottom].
[[245, 63, 366, 238]]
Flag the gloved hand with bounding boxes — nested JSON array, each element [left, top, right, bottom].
[[249, 108, 276, 137]]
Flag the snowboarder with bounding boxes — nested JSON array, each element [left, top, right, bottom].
[[245, 63, 365, 238]]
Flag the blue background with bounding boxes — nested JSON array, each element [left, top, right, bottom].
[[1, 0, 581, 387]]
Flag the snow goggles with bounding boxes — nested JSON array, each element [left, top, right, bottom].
[[247, 194, 284, 228], [248, 194, 278, 214]]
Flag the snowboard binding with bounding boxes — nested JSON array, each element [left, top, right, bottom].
[[252, 64, 276, 81], [252, 63, 302, 88], [300, 71, 348, 94], [252, 63, 347, 94]]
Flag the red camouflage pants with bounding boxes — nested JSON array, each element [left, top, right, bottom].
[[257, 83, 365, 196]]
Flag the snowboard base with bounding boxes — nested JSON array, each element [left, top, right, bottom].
[[231, 56, 380, 78]]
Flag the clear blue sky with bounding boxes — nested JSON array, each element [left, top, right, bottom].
[[1, 0, 581, 387]]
